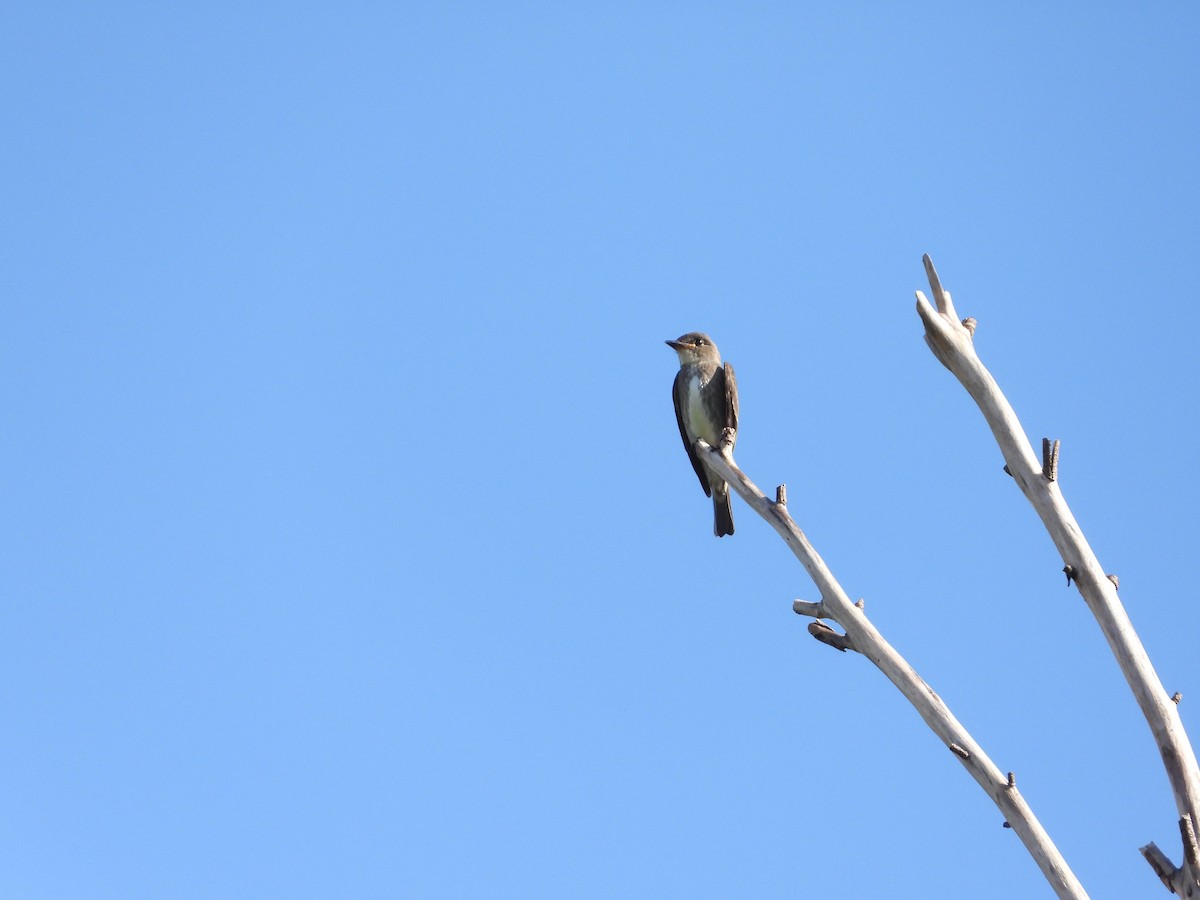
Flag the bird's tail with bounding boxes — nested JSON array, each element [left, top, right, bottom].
[[713, 484, 734, 537]]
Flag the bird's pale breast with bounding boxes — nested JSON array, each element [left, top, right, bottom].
[[685, 372, 720, 445]]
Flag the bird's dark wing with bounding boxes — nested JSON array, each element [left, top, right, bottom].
[[723, 362, 739, 435], [673, 370, 711, 496]]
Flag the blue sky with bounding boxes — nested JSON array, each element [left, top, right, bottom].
[[3, 4, 1198, 897]]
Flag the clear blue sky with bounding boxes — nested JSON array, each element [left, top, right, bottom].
[[3, 4, 1198, 898]]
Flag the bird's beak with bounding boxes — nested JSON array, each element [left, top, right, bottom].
[[665, 340, 687, 351]]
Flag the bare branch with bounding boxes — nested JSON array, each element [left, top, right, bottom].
[[792, 599, 827, 619], [808, 620, 855, 652], [695, 440, 1087, 900], [1141, 842, 1181, 893], [1181, 814, 1200, 872], [916, 254, 1200, 893], [1042, 438, 1060, 482]]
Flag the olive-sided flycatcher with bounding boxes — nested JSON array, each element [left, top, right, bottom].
[[666, 332, 739, 537]]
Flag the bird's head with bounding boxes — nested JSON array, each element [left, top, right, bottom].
[[665, 332, 720, 366]]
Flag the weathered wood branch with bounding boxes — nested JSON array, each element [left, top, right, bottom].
[[1142, 816, 1200, 896], [915, 254, 1200, 895], [695, 440, 1087, 900]]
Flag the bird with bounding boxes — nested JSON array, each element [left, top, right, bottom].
[[666, 332, 739, 537]]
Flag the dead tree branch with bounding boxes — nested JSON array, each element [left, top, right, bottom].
[[915, 254, 1200, 895], [695, 440, 1087, 899]]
